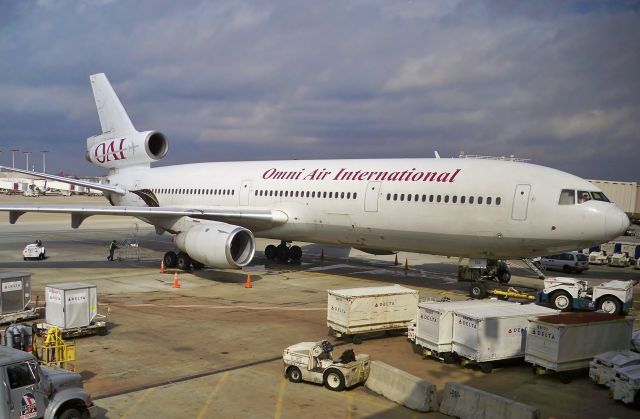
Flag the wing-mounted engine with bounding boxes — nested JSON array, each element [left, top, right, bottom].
[[86, 130, 168, 169], [174, 221, 256, 269]]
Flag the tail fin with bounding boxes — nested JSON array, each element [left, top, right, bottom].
[[90, 73, 136, 135], [86, 74, 168, 170]]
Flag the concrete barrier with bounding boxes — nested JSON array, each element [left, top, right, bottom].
[[364, 360, 438, 412], [439, 382, 539, 419]]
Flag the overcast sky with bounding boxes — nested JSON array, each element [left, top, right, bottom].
[[0, 0, 638, 181]]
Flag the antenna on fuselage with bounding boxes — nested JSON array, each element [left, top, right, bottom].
[[434, 151, 441, 159]]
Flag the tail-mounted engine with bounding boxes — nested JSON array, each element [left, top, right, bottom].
[[86, 130, 168, 169]]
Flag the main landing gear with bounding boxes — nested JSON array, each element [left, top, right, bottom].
[[458, 259, 511, 284], [264, 241, 302, 264], [163, 251, 204, 271]]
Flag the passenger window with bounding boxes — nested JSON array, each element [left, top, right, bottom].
[[400, 194, 405, 201], [436, 195, 441, 203], [347, 192, 351, 199], [469, 196, 474, 204], [422, 195, 426, 202], [487, 197, 492, 205], [461, 196, 466, 204], [407, 194, 412, 202], [478, 197, 483, 204], [444, 195, 449, 203], [559, 189, 575, 205], [7, 362, 36, 389], [452, 196, 457, 203], [577, 191, 591, 204], [340, 192, 344, 199], [496, 197, 501, 205], [429, 195, 434, 203], [387, 193, 391, 200], [353, 193, 357, 199], [393, 194, 398, 201], [323, 192, 327, 198]]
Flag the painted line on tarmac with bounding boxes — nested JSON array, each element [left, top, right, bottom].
[[112, 303, 326, 311], [196, 372, 229, 419], [273, 378, 288, 419], [120, 387, 155, 419]]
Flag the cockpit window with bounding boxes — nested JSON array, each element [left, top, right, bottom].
[[590, 191, 610, 202], [558, 189, 575, 205], [578, 191, 591, 204], [577, 190, 610, 204]]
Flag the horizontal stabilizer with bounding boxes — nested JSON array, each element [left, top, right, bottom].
[[0, 166, 126, 195]]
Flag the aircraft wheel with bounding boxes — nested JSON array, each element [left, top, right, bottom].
[[480, 363, 493, 374], [264, 244, 277, 260], [163, 251, 178, 268], [497, 271, 511, 283], [276, 244, 289, 262], [176, 253, 192, 271], [288, 245, 302, 261]]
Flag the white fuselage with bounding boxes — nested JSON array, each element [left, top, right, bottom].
[[106, 157, 629, 259]]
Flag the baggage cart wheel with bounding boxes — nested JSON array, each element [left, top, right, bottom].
[[480, 363, 493, 374], [287, 366, 302, 383], [352, 335, 363, 345], [324, 369, 346, 391], [469, 282, 487, 299], [442, 352, 457, 364]]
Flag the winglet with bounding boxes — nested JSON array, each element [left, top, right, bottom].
[[90, 73, 136, 135]]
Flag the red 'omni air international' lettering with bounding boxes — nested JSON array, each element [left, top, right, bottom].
[[262, 167, 461, 183], [94, 138, 126, 163]]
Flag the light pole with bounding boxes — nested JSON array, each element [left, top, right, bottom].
[[11, 149, 19, 168], [40, 150, 49, 173], [23, 151, 32, 171]]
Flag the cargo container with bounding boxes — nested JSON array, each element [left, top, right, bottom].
[[589, 350, 640, 387], [0, 272, 31, 314], [525, 312, 633, 376], [415, 299, 511, 362], [45, 283, 98, 329], [327, 285, 418, 342], [451, 304, 558, 372], [610, 364, 640, 407]]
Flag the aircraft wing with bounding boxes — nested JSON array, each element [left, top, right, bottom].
[[0, 165, 126, 195], [0, 204, 288, 229]]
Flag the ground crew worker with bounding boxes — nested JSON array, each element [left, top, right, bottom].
[[107, 240, 119, 261]]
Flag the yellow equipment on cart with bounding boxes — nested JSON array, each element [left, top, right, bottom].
[[32, 326, 76, 371]]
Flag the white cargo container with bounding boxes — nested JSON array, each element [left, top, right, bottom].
[[45, 283, 98, 329], [415, 299, 511, 361], [0, 272, 31, 314], [525, 312, 634, 374], [589, 350, 640, 387], [327, 285, 418, 341], [610, 364, 640, 406], [451, 304, 558, 372]]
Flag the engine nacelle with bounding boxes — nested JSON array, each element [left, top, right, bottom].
[[173, 222, 255, 269], [86, 130, 168, 169]]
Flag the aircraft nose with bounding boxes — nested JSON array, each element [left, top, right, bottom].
[[604, 206, 630, 239]]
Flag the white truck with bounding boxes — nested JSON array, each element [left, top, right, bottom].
[[537, 277, 635, 315], [23, 241, 46, 260], [609, 253, 631, 267], [588, 251, 608, 265], [282, 340, 370, 391]]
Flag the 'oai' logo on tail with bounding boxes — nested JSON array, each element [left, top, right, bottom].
[[94, 138, 126, 163]]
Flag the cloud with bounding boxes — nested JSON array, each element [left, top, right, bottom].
[[0, 0, 638, 181]]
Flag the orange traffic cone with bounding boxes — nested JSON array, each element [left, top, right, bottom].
[[160, 260, 166, 274], [404, 258, 409, 272], [320, 249, 325, 260], [245, 273, 252, 288], [394, 254, 399, 266], [172, 272, 180, 288]]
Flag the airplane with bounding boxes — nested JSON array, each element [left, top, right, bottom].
[[0, 73, 630, 282]]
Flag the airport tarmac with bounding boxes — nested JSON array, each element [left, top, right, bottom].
[[0, 195, 639, 418]]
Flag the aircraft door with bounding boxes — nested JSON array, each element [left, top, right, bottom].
[[240, 180, 251, 206], [511, 184, 531, 220], [364, 182, 381, 212]]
